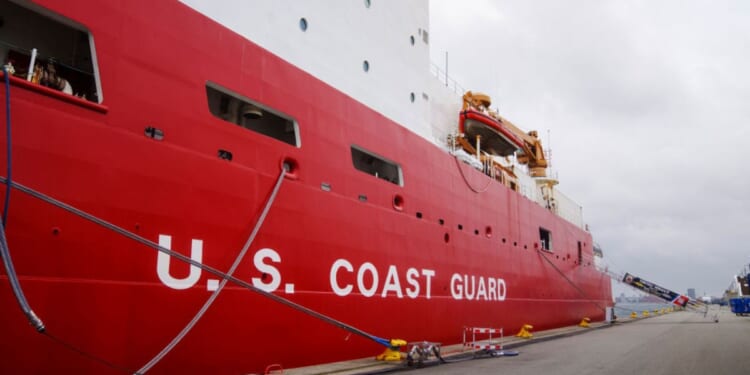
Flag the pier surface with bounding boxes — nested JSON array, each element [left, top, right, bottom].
[[413, 306, 748, 375]]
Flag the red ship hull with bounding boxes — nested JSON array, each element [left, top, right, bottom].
[[0, 1, 611, 374]]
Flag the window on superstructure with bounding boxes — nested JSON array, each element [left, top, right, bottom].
[[0, 0, 102, 102], [539, 227, 552, 251], [206, 83, 300, 147], [351, 146, 403, 186]]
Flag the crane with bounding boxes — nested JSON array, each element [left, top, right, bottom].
[[461, 91, 549, 177]]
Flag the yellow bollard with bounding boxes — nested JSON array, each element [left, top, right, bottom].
[[516, 324, 534, 338], [579, 317, 591, 328], [630, 311, 638, 319], [643, 310, 650, 317], [376, 339, 407, 361]]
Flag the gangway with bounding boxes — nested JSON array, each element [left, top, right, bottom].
[[612, 271, 717, 322]]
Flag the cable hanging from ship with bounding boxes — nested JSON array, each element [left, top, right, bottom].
[[0, 66, 45, 333], [536, 247, 608, 313], [454, 155, 492, 193], [2, 65, 401, 370], [2, 66, 137, 373], [137, 165, 285, 374], [0, 175, 403, 366]]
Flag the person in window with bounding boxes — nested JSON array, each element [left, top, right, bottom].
[[39, 60, 72, 95]]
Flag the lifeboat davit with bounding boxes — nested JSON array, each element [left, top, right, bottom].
[[459, 109, 524, 157]]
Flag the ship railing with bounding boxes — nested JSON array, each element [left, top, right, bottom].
[[430, 62, 466, 96]]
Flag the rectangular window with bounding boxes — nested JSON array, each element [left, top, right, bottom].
[[0, 0, 102, 102], [206, 82, 300, 147], [539, 227, 552, 251], [351, 146, 403, 186]]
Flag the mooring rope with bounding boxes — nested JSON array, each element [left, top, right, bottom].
[[536, 248, 607, 313], [2, 66, 11, 227], [0, 66, 44, 332], [0, 176, 393, 353], [136, 166, 287, 374]]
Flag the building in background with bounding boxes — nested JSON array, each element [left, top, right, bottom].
[[687, 288, 696, 299]]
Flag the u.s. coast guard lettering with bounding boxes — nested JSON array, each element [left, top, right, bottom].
[[155, 238, 507, 301], [155, 235, 294, 293]]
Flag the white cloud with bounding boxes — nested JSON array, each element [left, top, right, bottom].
[[431, 0, 750, 296]]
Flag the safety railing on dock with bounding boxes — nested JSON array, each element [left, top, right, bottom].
[[463, 326, 504, 351]]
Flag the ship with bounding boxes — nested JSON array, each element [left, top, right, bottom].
[[0, 1, 612, 373]]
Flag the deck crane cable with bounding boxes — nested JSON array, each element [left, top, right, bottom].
[[0, 177, 396, 359], [536, 248, 607, 313], [137, 166, 285, 374], [454, 155, 492, 193]]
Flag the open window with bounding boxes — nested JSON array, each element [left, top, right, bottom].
[[0, 0, 101, 102], [539, 227, 552, 251], [206, 82, 300, 147], [351, 146, 403, 186]]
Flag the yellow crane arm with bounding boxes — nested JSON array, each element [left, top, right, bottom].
[[462, 91, 548, 177]]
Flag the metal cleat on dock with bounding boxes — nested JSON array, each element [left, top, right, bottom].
[[376, 339, 407, 361]]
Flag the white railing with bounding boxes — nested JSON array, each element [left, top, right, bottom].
[[430, 62, 466, 96]]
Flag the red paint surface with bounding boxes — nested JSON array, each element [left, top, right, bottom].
[[0, 1, 612, 374]]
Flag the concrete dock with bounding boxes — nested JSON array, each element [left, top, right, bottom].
[[412, 306, 748, 375], [287, 306, 748, 375]]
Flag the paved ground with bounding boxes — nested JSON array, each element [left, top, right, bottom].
[[412, 306, 749, 375]]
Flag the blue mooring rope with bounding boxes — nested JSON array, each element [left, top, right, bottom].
[[3, 66, 11, 227], [0, 66, 44, 332]]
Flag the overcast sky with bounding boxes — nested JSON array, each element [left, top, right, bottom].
[[429, 0, 750, 298]]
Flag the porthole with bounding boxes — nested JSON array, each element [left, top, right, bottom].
[[364, 0, 371, 8], [299, 18, 308, 31], [444, 233, 450, 243], [410, 92, 415, 102], [363, 60, 370, 72], [410, 35, 415, 45], [485, 226, 493, 238]]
